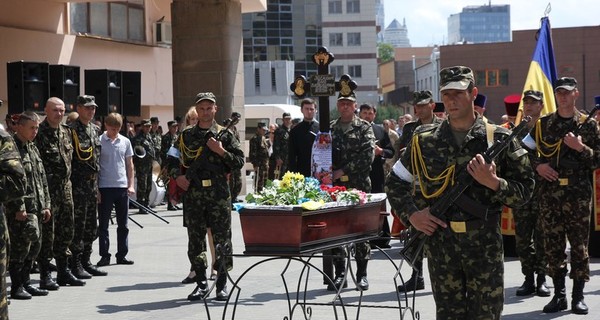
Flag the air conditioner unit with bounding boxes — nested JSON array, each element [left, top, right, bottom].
[[155, 21, 172, 45]]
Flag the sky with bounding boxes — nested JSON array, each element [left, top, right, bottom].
[[383, 0, 599, 47]]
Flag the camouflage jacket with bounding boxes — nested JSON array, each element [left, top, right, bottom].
[[271, 125, 290, 162], [69, 119, 100, 178], [35, 120, 73, 184], [150, 131, 162, 163], [386, 116, 534, 225], [526, 110, 600, 175], [161, 132, 177, 164], [331, 115, 375, 192], [15, 137, 51, 214], [0, 129, 26, 213], [132, 132, 157, 164], [169, 121, 244, 187], [395, 116, 445, 159], [249, 133, 269, 166]]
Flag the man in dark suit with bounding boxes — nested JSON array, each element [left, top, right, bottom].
[[359, 103, 394, 248], [288, 98, 319, 177]]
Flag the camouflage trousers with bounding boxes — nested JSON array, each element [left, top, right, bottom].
[[254, 163, 268, 192], [268, 158, 287, 181], [425, 225, 504, 320], [228, 169, 243, 201], [71, 176, 98, 256], [135, 165, 153, 206], [539, 181, 591, 281], [47, 179, 74, 263], [184, 181, 233, 274], [7, 212, 42, 268], [0, 211, 8, 320], [513, 198, 547, 276]]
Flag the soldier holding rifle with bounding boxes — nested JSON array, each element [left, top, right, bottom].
[[249, 122, 269, 192], [385, 66, 534, 319]]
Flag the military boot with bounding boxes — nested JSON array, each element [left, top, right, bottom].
[[215, 272, 229, 301], [82, 252, 108, 276], [22, 262, 48, 297], [187, 269, 209, 301], [70, 254, 92, 279], [536, 273, 551, 297], [9, 265, 31, 300], [56, 258, 86, 287], [355, 259, 369, 291], [38, 260, 59, 291], [571, 280, 588, 315], [516, 274, 536, 296], [543, 276, 567, 313], [327, 259, 348, 291]]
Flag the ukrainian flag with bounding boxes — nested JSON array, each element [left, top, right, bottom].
[[519, 17, 558, 119]]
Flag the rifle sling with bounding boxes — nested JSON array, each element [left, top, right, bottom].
[[453, 193, 489, 220]]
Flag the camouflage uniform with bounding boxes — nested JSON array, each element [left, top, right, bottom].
[[169, 120, 244, 295], [330, 115, 375, 288], [132, 131, 157, 207], [528, 110, 600, 308], [385, 116, 534, 319], [228, 126, 242, 202], [268, 124, 290, 180], [35, 119, 75, 287], [0, 129, 27, 318], [70, 119, 101, 275], [10, 137, 51, 296], [249, 132, 269, 192], [150, 130, 162, 166], [161, 132, 177, 166]]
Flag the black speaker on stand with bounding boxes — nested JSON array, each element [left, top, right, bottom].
[[122, 71, 141, 116], [6, 61, 50, 114], [85, 69, 122, 117], [50, 65, 80, 112]]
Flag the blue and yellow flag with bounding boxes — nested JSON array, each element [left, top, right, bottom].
[[517, 17, 558, 123]]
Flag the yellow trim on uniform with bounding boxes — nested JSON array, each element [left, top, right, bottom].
[[72, 129, 93, 161], [534, 118, 561, 159], [410, 134, 456, 199], [178, 134, 203, 168]]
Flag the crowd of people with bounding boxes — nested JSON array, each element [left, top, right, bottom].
[[0, 64, 598, 319]]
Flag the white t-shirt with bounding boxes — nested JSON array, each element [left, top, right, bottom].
[[98, 132, 134, 188]]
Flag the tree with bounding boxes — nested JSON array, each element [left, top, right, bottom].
[[378, 43, 395, 64]]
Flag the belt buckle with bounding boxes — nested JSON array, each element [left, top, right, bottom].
[[450, 221, 467, 233], [559, 178, 568, 186], [202, 179, 212, 187], [340, 175, 349, 182]]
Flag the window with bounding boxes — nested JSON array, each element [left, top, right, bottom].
[[271, 68, 277, 91], [331, 66, 344, 78], [70, 1, 145, 43], [347, 32, 361, 46], [328, 0, 342, 14], [475, 69, 509, 87], [255, 68, 260, 90], [348, 65, 362, 78], [347, 0, 360, 13], [329, 33, 343, 47]]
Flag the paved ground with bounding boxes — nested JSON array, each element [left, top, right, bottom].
[[7, 204, 600, 320]]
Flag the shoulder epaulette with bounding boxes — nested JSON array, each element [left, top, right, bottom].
[[413, 123, 438, 135]]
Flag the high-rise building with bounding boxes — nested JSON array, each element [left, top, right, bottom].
[[384, 18, 411, 48], [448, 3, 510, 44]]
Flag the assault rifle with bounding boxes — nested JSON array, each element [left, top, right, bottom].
[[550, 104, 600, 169], [400, 116, 532, 270]]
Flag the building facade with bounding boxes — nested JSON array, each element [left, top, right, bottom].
[[448, 4, 510, 44], [384, 18, 411, 48]]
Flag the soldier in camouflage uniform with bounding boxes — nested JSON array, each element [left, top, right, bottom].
[[268, 113, 291, 180], [169, 92, 244, 302], [249, 122, 269, 192], [35, 98, 87, 289], [522, 77, 600, 315], [161, 120, 179, 210], [0, 123, 27, 317], [69, 95, 101, 281], [330, 92, 375, 291], [132, 119, 157, 209], [385, 66, 534, 319], [150, 117, 162, 166], [512, 90, 550, 297], [10, 112, 53, 299], [227, 113, 243, 203]]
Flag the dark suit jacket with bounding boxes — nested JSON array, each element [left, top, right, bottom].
[[370, 123, 394, 193], [288, 120, 319, 177]]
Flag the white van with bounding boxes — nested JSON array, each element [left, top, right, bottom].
[[243, 104, 303, 173]]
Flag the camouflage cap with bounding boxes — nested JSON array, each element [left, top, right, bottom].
[[77, 95, 98, 108], [195, 92, 217, 104], [257, 122, 267, 130], [167, 120, 178, 127], [412, 90, 434, 105], [141, 119, 152, 126], [150, 116, 159, 123], [282, 112, 292, 118], [554, 77, 577, 91], [523, 90, 543, 101], [337, 91, 357, 102], [439, 66, 474, 91]]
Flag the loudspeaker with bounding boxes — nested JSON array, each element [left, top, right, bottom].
[[6, 61, 50, 114], [50, 65, 80, 112], [85, 69, 122, 116], [122, 71, 141, 116]]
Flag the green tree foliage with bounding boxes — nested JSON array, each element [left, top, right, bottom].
[[378, 43, 395, 64]]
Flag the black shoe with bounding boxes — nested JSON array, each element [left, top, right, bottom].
[[39, 276, 60, 291], [187, 282, 209, 301], [543, 295, 568, 313], [116, 257, 134, 265], [572, 297, 589, 315], [56, 271, 86, 287], [215, 286, 229, 301], [356, 276, 369, 291], [397, 275, 425, 292], [326, 275, 348, 291], [11, 286, 32, 300], [24, 284, 49, 296], [167, 204, 178, 211], [516, 278, 536, 296], [97, 256, 110, 267], [71, 267, 92, 280], [181, 275, 197, 284], [536, 282, 551, 297], [84, 264, 108, 276]]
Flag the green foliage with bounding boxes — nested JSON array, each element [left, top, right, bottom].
[[378, 43, 395, 64]]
